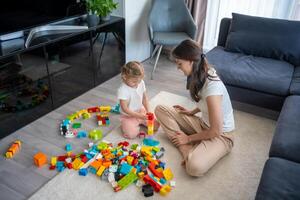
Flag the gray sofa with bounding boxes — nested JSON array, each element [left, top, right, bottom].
[[206, 13, 300, 199]]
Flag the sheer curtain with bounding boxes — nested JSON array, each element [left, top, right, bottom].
[[203, 0, 298, 51]]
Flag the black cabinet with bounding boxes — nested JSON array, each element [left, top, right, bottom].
[[0, 15, 125, 138]]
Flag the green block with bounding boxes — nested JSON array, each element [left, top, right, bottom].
[[89, 129, 103, 140], [131, 144, 138, 150], [97, 142, 108, 150], [117, 171, 138, 189], [82, 113, 90, 119], [72, 123, 82, 129]]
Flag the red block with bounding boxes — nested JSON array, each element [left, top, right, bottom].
[[143, 175, 162, 192], [148, 162, 163, 178]]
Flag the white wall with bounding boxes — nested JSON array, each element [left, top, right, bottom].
[[111, 0, 152, 62]]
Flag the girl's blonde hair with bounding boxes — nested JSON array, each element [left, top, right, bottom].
[[121, 61, 144, 79]]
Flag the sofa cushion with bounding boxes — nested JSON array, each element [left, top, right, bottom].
[[255, 158, 300, 200], [269, 95, 300, 163], [225, 13, 300, 66], [206, 46, 294, 96], [290, 67, 300, 95]]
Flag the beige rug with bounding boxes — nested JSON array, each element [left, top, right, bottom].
[[29, 91, 276, 200]]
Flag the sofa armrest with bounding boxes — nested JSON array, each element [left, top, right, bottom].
[[217, 18, 231, 47]]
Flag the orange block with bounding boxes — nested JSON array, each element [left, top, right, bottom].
[[102, 160, 112, 168], [90, 160, 102, 170], [33, 152, 47, 167]]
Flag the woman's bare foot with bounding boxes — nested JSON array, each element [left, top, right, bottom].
[[154, 119, 160, 132], [178, 144, 193, 166]]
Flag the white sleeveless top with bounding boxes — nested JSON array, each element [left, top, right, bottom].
[[197, 68, 235, 133]]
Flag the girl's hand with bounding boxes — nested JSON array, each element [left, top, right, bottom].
[[138, 113, 147, 120], [173, 105, 194, 116], [170, 131, 190, 147]]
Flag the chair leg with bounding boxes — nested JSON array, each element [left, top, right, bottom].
[[151, 45, 160, 59], [151, 45, 163, 80]]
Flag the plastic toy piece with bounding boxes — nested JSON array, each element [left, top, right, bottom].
[[146, 113, 155, 135], [5, 140, 22, 158], [148, 161, 164, 179], [170, 180, 176, 187], [111, 103, 120, 114], [72, 123, 81, 129], [159, 185, 172, 196], [79, 168, 88, 176], [100, 106, 111, 112], [33, 152, 47, 167], [87, 107, 101, 113], [143, 174, 162, 192], [96, 165, 106, 176], [51, 157, 57, 166], [82, 112, 91, 119], [89, 129, 103, 140], [77, 131, 87, 138], [117, 171, 138, 190], [163, 168, 174, 181], [142, 184, 154, 197], [143, 138, 160, 146], [72, 158, 84, 170], [120, 163, 133, 175], [65, 143, 72, 152]]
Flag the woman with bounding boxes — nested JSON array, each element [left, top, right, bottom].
[[155, 39, 235, 177]]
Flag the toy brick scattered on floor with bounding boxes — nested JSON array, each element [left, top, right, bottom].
[[4, 140, 22, 158], [47, 137, 174, 197], [60, 104, 120, 138]]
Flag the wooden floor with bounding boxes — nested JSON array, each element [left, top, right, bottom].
[[0, 55, 189, 200], [0, 54, 279, 200]]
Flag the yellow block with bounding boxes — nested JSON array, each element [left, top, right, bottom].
[[51, 157, 57, 166], [160, 185, 172, 196], [126, 156, 134, 165], [163, 168, 174, 181], [96, 165, 106, 176], [72, 158, 84, 170]]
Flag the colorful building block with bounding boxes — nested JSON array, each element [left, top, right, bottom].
[[5, 140, 22, 158], [163, 168, 174, 181], [89, 129, 103, 140], [117, 171, 138, 190], [65, 143, 72, 152], [79, 168, 88, 176], [72, 123, 81, 129], [33, 152, 47, 167]]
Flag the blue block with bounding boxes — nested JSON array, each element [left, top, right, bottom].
[[143, 138, 160, 146], [89, 167, 97, 174], [65, 143, 72, 152], [160, 178, 167, 184], [62, 119, 70, 126], [119, 163, 133, 175], [77, 131, 87, 138], [79, 168, 88, 176], [56, 161, 64, 168], [57, 166, 65, 172]]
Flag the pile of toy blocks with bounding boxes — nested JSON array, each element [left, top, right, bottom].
[[5, 140, 22, 158], [60, 104, 120, 138], [47, 138, 174, 197]]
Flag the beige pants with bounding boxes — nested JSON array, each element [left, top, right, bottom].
[[155, 105, 234, 177]]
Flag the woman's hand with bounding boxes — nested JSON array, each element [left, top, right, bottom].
[[170, 131, 190, 147], [173, 105, 194, 116]]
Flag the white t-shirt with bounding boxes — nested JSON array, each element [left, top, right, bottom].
[[117, 80, 146, 113], [197, 68, 235, 133]]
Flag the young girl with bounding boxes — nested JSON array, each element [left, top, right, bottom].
[[117, 61, 159, 139]]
